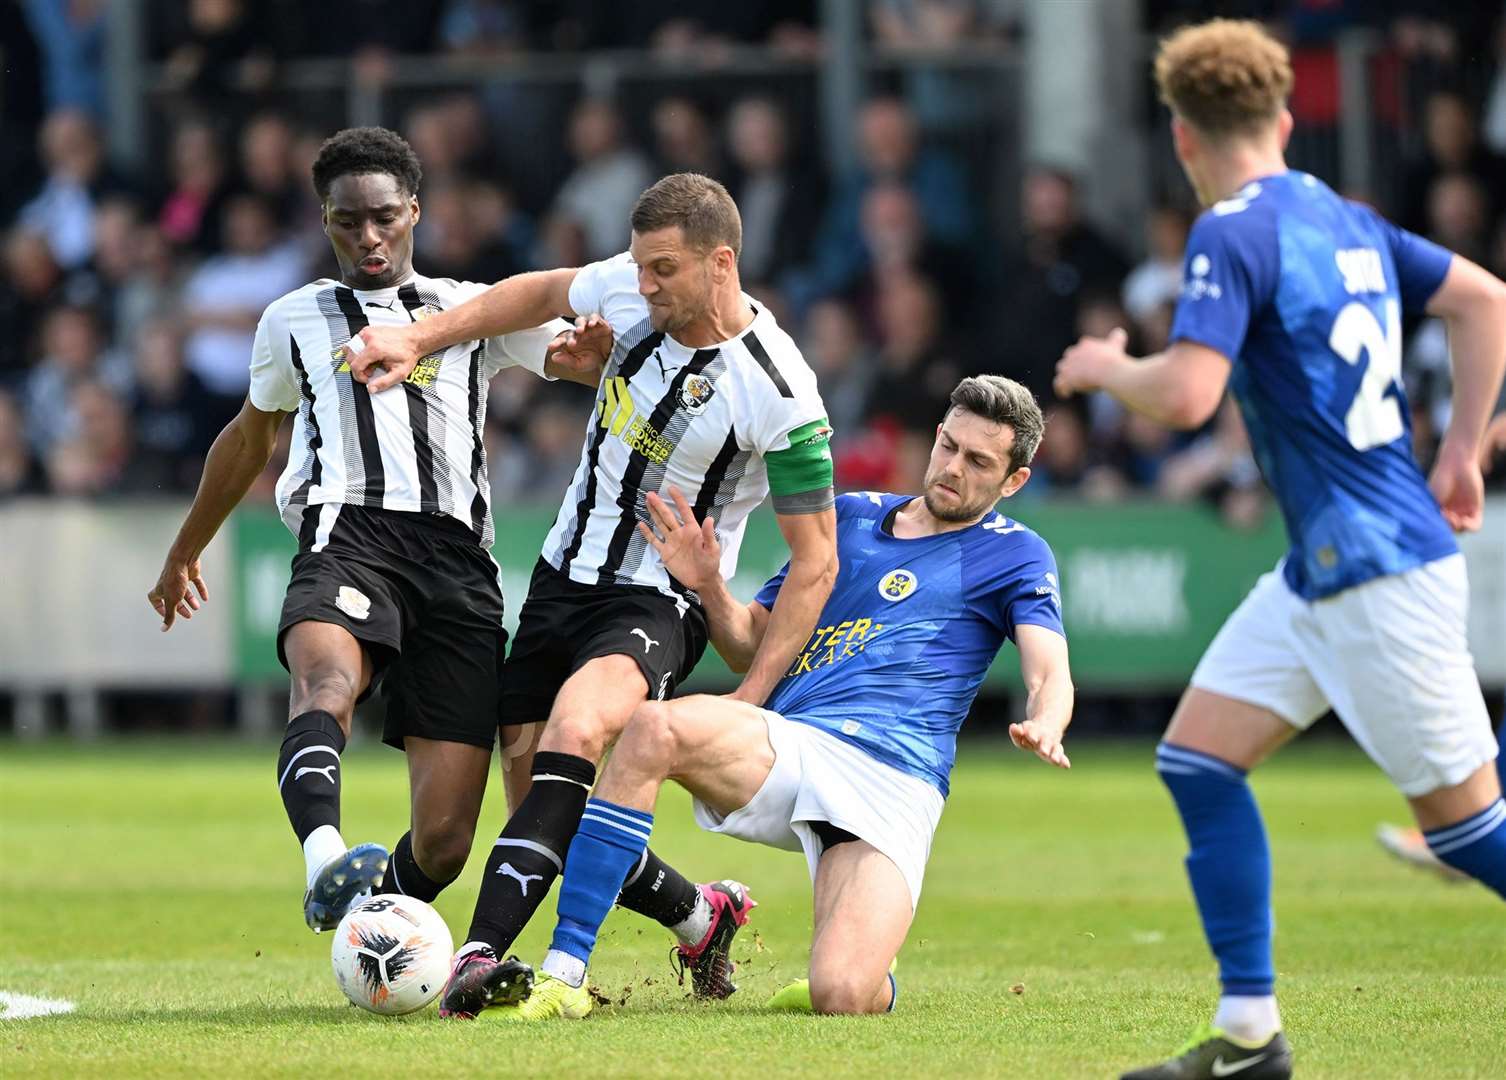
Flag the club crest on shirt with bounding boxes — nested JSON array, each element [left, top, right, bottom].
[[878, 569, 917, 602], [677, 373, 716, 414]]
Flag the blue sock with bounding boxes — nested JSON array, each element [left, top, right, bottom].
[[1425, 798, 1506, 900], [1156, 743, 1275, 996], [1496, 720, 1504, 793], [549, 798, 654, 968]]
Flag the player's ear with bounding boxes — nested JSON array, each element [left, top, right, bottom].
[[1000, 465, 1031, 499], [320, 203, 329, 236], [409, 195, 421, 226], [1276, 108, 1294, 150]]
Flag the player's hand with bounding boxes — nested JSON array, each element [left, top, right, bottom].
[[147, 554, 209, 632], [638, 486, 722, 592], [545, 314, 613, 383], [348, 324, 422, 393], [1053, 327, 1129, 399], [1009, 720, 1071, 769], [1429, 438, 1485, 533]]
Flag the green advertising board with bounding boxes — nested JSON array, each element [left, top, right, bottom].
[[232, 500, 1287, 689]]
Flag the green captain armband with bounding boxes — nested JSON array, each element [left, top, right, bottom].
[[766, 418, 835, 514]]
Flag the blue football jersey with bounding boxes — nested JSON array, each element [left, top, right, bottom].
[[1170, 170, 1457, 599], [755, 492, 1065, 796]]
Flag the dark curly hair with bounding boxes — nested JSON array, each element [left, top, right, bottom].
[[311, 127, 423, 201]]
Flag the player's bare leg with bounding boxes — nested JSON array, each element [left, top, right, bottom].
[[1122, 689, 1298, 1080], [379, 736, 491, 903], [799, 844, 912, 1014], [499, 721, 544, 814], [278, 621, 388, 931], [445, 662, 728, 1016], [507, 694, 768, 1020]]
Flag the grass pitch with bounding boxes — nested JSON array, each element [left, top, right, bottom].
[[1, 738, 1502, 1078]]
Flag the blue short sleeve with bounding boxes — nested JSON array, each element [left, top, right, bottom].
[[1169, 209, 1277, 362], [1003, 541, 1065, 640], [1369, 211, 1453, 313]]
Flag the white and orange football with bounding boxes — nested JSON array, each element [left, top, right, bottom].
[[331, 895, 452, 1015]]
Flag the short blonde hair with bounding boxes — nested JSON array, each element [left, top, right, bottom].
[[1154, 19, 1292, 139]]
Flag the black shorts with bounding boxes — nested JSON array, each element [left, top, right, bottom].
[[499, 558, 709, 726], [277, 504, 506, 751]]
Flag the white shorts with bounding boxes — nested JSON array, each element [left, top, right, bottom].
[[692, 710, 945, 910], [1191, 553, 1495, 797]]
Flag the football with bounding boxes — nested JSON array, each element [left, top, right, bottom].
[[331, 895, 453, 1015]]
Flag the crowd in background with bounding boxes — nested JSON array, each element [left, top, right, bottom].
[[4, 0, 1506, 530]]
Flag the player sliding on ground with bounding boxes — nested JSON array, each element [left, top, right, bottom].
[[147, 127, 608, 935], [1053, 20, 1506, 1080], [498, 375, 1075, 1021], [350, 173, 839, 1018]]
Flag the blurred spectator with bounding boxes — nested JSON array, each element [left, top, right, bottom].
[[421, 179, 531, 284], [865, 270, 961, 435], [725, 97, 823, 287], [1122, 205, 1190, 328], [852, 182, 976, 323], [46, 379, 174, 496], [1425, 171, 1490, 264], [550, 99, 654, 261], [157, 118, 231, 255], [652, 97, 725, 179], [181, 194, 306, 407], [1397, 90, 1506, 237], [160, 0, 277, 105], [17, 109, 129, 270], [490, 400, 592, 504], [797, 97, 976, 312], [23, 305, 130, 456], [1157, 398, 1265, 529], [799, 299, 875, 439], [440, 0, 532, 52], [0, 389, 43, 496], [20, 0, 107, 118], [1, 230, 66, 378], [997, 165, 1131, 401], [131, 320, 217, 493], [236, 112, 304, 223]]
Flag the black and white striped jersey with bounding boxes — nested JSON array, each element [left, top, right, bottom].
[[248, 273, 564, 548], [542, 252, 828, 604]]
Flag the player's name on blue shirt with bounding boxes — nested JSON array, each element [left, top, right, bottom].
[[755, 492, 1064, 797], [1169, 170, 1457, 600]]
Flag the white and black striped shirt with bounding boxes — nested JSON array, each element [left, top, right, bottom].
[[543, 252, 828, 605], [248, 273, 563, 548]]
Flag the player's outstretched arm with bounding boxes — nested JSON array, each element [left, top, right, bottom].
[[729, 507, 838, 704], [351, 267, 581, 392], [147, 400, 284, 631], [637, 488, 770, 671], [1424, 255, 1506, 532], [1008, 624, 1074, 769], [1054, 329, 1230, 430]]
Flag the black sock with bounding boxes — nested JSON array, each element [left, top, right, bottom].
[[617, 846, 701, 927], [464, 750, 595, 952], [276, 710, 345, 843], [384, 831, 454, 902]]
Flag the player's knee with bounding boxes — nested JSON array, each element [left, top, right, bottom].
[[543, 709, 614, 763], [289, 667, 361, 720], [411, 816, 475, 882], [618, 701, 680, 771], [809, 972, 885, 1016]]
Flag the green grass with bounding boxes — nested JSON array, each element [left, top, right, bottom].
[[1, 739, 1501, 1078]]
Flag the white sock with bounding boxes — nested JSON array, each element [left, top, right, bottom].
[[302, 825, 347, 889], [542, 949, 587, 988], [1213, 995, 1281, 1043], [670, 890, 713, 946]]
